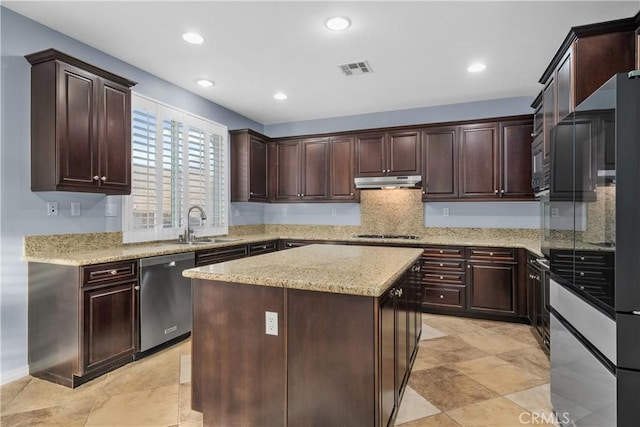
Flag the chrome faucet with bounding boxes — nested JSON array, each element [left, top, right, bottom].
[[181, 205, 207, 243]]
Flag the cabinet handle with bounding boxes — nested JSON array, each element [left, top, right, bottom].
[[501, 189, 505, 194], [350, 192, 354, 196], [467, 265, 471, 269], [440, 275, 444, 280], [579, 272, 585, 276], [494, 189, 498, 194], [439, 250, 443, 254], [250, 192, 254, 195], [439, 294, 444, 299], [135, 285, 140, 290], [110, 270, 118, 275], [440, 263, 444, 267], [301, 193, 304, 197], [93, 175, 100, 181], [580, 256, 585, 261], [531, 132, 536, 138], [101, 176, 107, 181]]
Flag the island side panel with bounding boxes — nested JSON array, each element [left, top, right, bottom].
[[287, 289, 376, 427], [191, 279, 285, 427]]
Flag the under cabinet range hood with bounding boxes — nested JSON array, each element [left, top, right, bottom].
[[354, 175, 422, 189]]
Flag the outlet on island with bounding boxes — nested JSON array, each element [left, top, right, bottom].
[[265, 311, 278, 336]]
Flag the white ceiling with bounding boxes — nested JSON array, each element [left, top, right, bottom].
[[4, 1, 639, 125]]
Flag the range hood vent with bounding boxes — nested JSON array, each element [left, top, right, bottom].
[[354, 175, 422, 189]]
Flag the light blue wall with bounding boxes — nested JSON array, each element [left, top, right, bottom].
[[264, 96, 534, 137], [0, 7, 262, 384]]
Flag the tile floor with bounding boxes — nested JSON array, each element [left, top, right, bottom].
[[1, 314, 554, 427]]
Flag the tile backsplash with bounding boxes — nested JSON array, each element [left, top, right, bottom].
[[360, 189, 424, 235]]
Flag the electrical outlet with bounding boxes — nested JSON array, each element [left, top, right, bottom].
[[331, 208, 337, 216], [443, 208, 450, 217], [234, 209, 240, 217], [70, 202, 81, 216], [105, 203, 118, 217], [47, 202, 58, 216], [551, 208, 559, 218], [265, 311, 278, 336]]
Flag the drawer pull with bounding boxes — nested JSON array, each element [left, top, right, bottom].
[[580, 272, 585, 276], [135, 285, 140, 290], [110, 270, 118, 275], [580, 256, 585, 261], [440, 263, 444, 267], [439, 294, 444, 299], [439, 250, 443, 254], [489, 252, 494, 256]]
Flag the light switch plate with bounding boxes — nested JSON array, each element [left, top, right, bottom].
[[70, 202, 81, 216], [105, 203, 118, 217]]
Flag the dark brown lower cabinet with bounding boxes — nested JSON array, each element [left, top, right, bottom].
[[28, 260, 139, 388], [467, 262, 518, 316], [191, 262, 421, 427]]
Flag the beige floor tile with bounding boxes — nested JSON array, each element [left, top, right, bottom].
[[454, 359, 547, 395], [179, 419, 203, 427], [2, 375, 105, 415], [85, 384, 179, 426], [409, 366, 499, 412], [396, 413, 462, 427], [488, 324, 539, 347], [420, 323, 447, 340], [395, 385, 440, 425], [456, 329, 533, 355], [101, 345, 180, 397], [422, 314, 490, 335], [179, 383, 203, 423], [418, 336, 489, 366], [447, 396, 554, 427], [498, 346, 550, 382], [0, 377, 32, 413], [0, 397, 95, 427], [180, 355, 191, 384], [505, 383, 553, 414], [178, 339, 192, 356]]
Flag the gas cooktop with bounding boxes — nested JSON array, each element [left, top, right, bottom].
[[355, 234, 420, 240]]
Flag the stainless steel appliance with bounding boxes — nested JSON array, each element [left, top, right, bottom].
[[354, 175, 422, 189], [548, 72, 640, 426], [138, 252, 194, 354], [531, 136, 549, 193]]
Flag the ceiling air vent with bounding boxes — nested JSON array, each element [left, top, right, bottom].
[[339, 60, 373, 76]]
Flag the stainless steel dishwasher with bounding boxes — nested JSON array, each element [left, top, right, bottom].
[[138, 252, 194, 354]]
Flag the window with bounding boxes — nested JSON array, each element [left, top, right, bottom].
[[123, 94, 228, 243]]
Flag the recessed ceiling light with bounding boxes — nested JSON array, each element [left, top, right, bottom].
[[273, 92, 288, 100], [467, 63, 487, 73], [196, 79, 214, 88], [182, 32, 204, 44], [325, 16, 351, 31]]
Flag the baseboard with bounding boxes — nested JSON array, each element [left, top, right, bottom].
[[0, 365, 29, 385]]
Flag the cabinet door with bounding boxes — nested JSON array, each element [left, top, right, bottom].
[[273, 140, 301, 200], [422, 127, 457, 199], [396, 285, 409, 398], [459, 124, 499, 198], [300, 138, 329, 200], [329, 136, 356, 200], [468, 263, 517, 315], [500, 121, 533, 199], [387, 130, 421, 175], [556, 51, 572, 122], [249, 135, 269, 201], [355, 133, 385, 176], [379, 292, 396, 427], [98, 79, 131, 194], [543, 77, 556, 163], [57, 63, 99, 189], [82, 281, 137, 372]]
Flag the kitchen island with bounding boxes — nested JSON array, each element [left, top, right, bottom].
[[182, 244, 423, 427]]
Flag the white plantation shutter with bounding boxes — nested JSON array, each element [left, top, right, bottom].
[[123, 94, 228, 243]]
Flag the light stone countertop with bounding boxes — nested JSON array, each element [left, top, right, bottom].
[[182, 244, 424, 297], [23, 232, 543, 266]]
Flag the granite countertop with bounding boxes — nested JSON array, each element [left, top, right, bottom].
[[23, 232, 543, 266], [182, 244, 424, 297]]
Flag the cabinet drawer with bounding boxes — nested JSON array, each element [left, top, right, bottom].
[[423, 286, 464, 308], [551, 250, 613, 268], [422, 272, 465, 285], [467, 247, 516, 262], [249, 241, 278, 256], [422, 259, 465, 272], [422, 246, 464, 259], [196, 245, 248, 266], [82, 260, 138, 286]]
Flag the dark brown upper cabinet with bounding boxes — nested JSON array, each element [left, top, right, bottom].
[[355, 130, 420, 177], [329, 136, 358, 201], [26, 49, 136, 195], [422, 127, 458, 200], [459, 119, 533, 201], [230, 129, 269, 202], [271, 137, 329, 202]]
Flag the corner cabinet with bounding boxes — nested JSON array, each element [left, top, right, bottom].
[[26, 49, 136, 195], [230, 129, 269, 202], [28, 260, 139, 388]]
